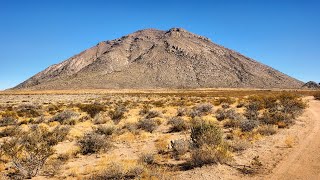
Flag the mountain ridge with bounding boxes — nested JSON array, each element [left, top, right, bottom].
[[14, 28, 303, 90]]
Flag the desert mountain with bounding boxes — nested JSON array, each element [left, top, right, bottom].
[[14, 28, 303, 90], [302, 81, 320, 89]]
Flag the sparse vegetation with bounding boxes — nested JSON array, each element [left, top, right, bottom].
[[0, 90, 311, 179]]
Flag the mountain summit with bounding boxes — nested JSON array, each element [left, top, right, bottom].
[[14, 28, 303, 90]]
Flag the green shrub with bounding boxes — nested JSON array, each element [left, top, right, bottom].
[[191, 121, 222, 148]]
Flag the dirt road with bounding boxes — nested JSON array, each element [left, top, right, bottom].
[[269, 99, 320, 180]]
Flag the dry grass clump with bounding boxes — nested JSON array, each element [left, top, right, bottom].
[[50, 110, 79, 125], [93, 112, 111, 124], [78, 103, 105, 118], [213, 97, 235, 106], [176, 107, 188, 116], [137, 118, 160, 133], [229, 137, 250, 152], [139, 153, 155, 165], [0, 125, 19, 138], [94, 124, 116, 136], [167, 117, 188, 132], [0, 110, 18, 127], [86, 162, 144, 180], [16, 104, 42, 118], [77, 132, 112, 155], [144, 110, 162, 119], [257, 125, 278, 136], [0, 125, 68, 178]]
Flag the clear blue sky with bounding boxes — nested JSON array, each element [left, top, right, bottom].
[[1, 0, 319, 90]]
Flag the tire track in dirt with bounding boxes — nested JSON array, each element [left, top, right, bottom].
[[268, 99, 320, 180]]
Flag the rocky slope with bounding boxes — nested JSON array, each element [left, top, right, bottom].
[[302, 81, 320, 89], [14, 28, 303, 90]]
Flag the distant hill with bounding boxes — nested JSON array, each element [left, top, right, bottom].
[[302, 81, 320, 89], [14, 28, 303, 90]]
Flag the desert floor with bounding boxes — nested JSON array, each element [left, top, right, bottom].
[[0, 89, 319, 180]]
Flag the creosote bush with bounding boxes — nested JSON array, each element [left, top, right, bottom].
[[189, 120, 232, 167], [191, 121, 222, 148], [77, 132, 111, 155]]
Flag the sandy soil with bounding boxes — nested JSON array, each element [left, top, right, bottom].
[[178, 97, 320, 180], [268, 98, 320, 180]]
